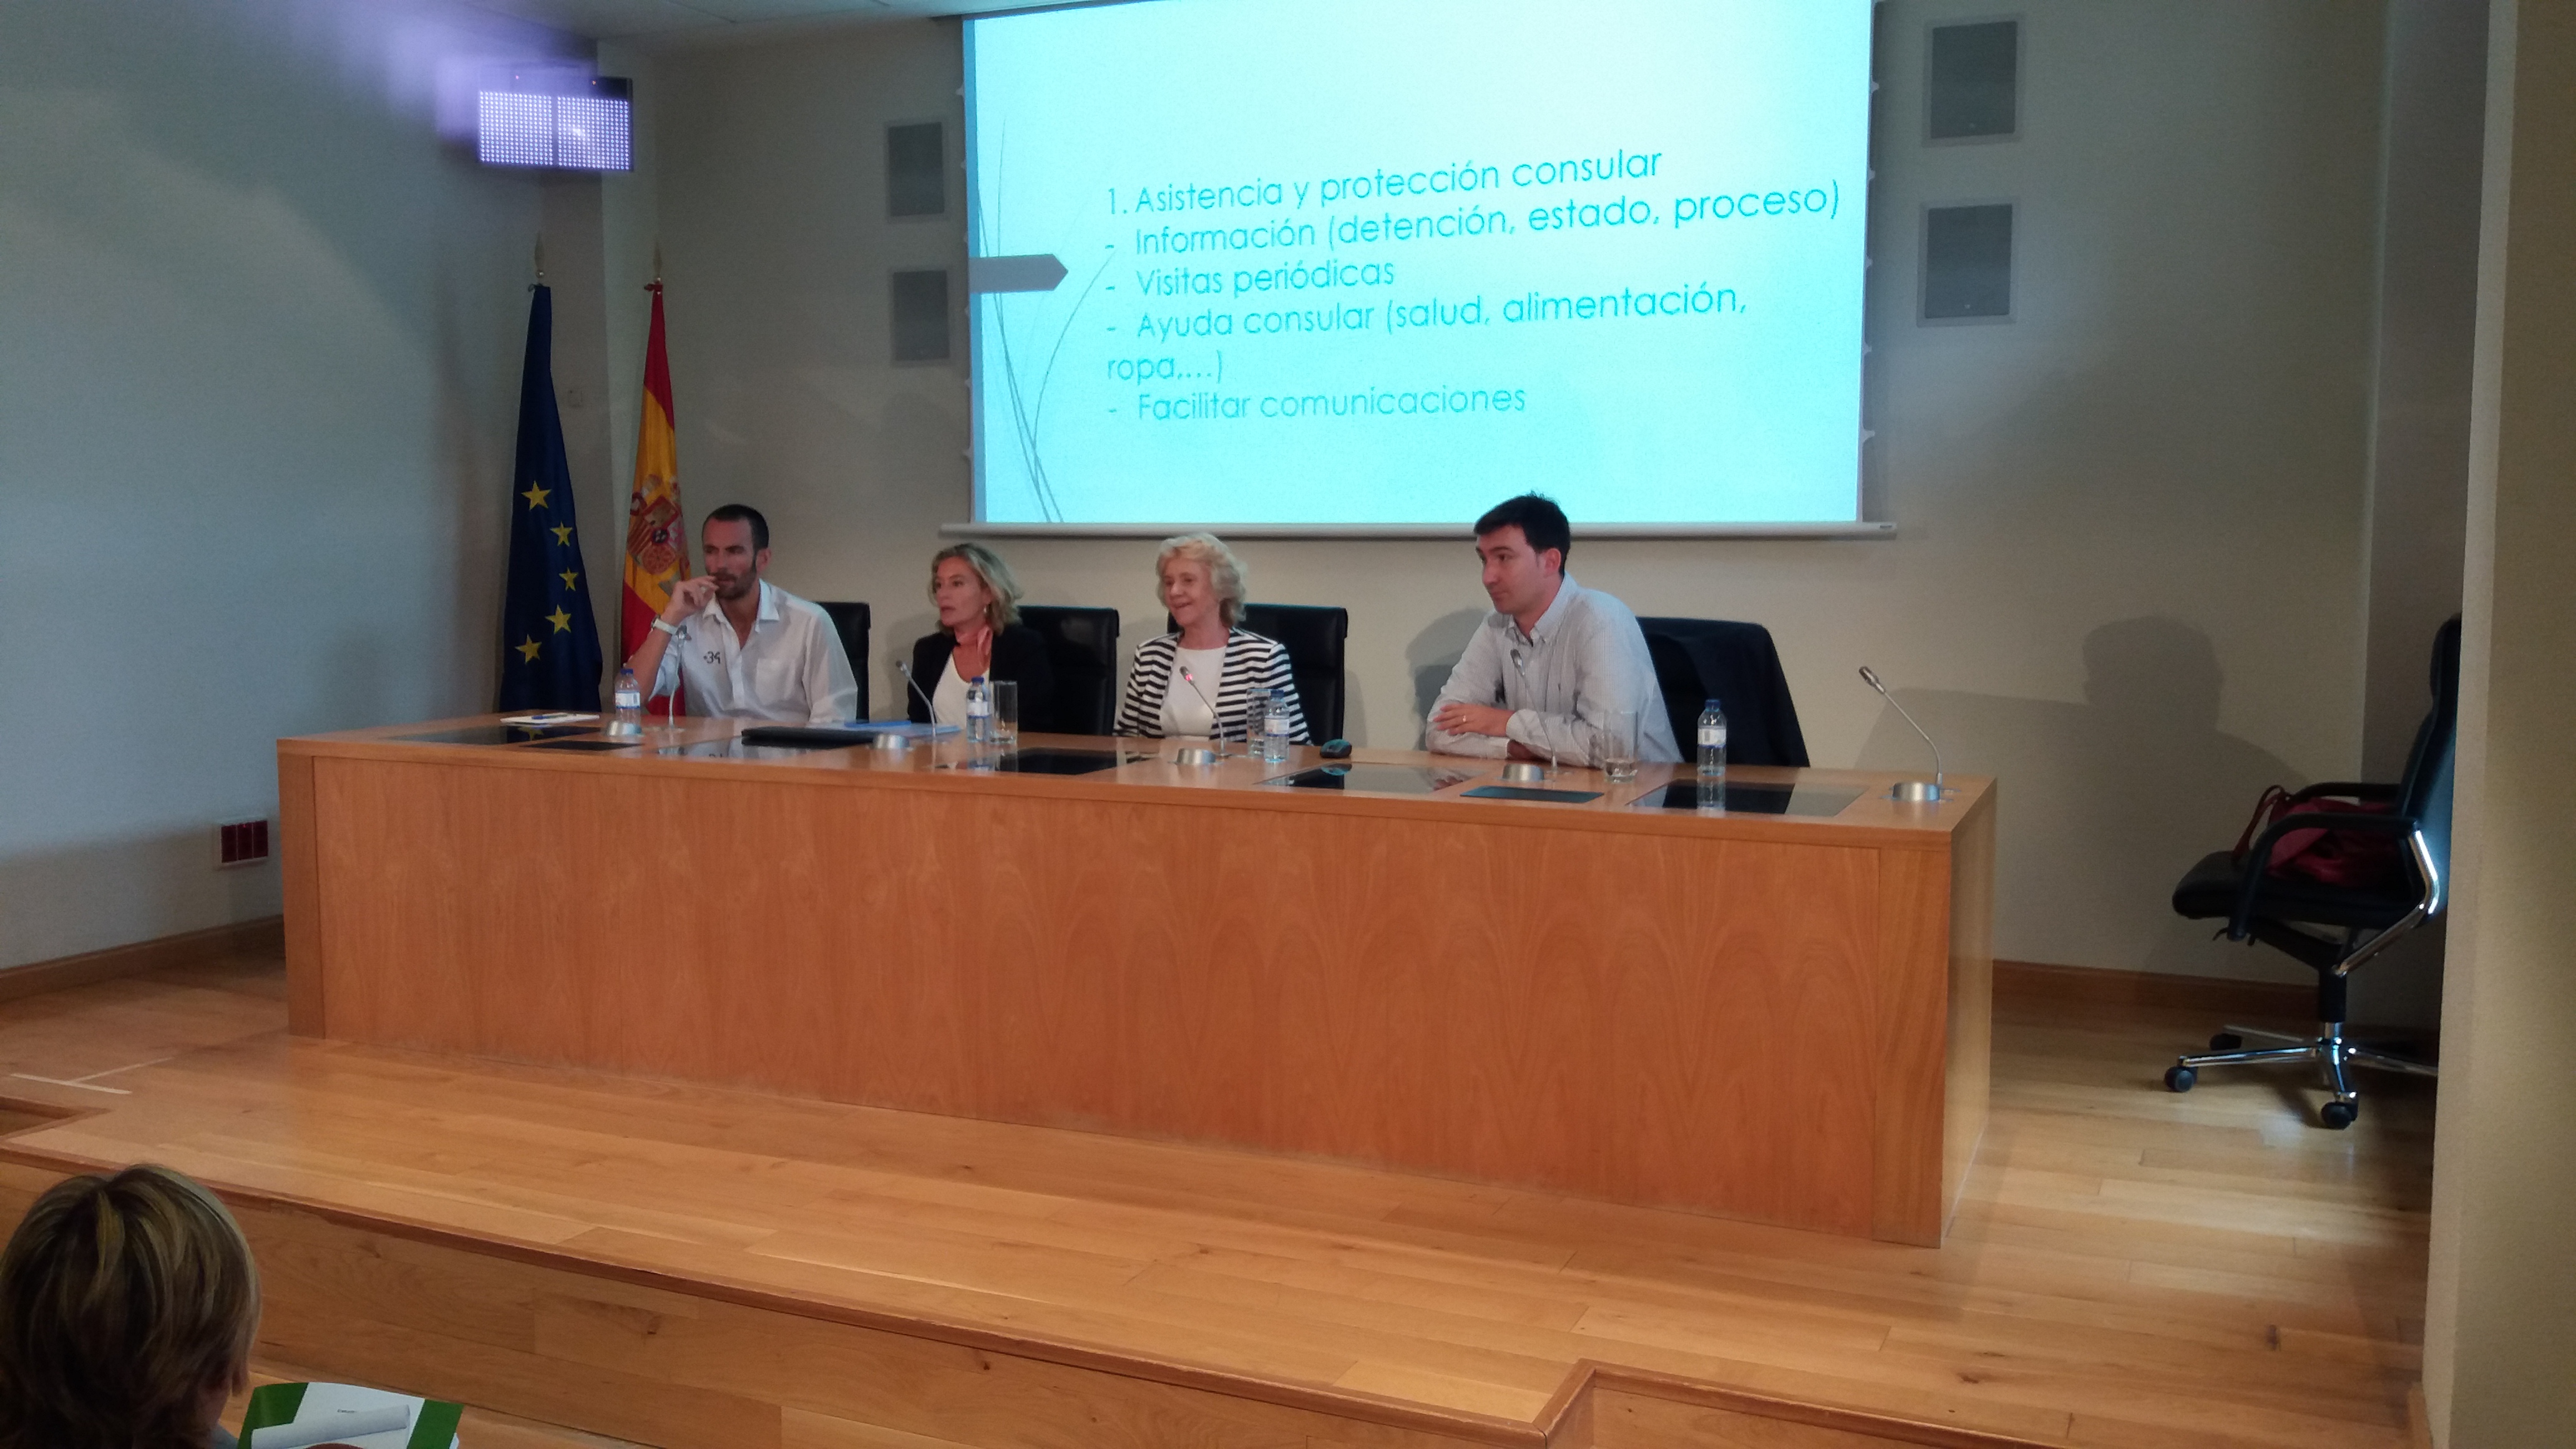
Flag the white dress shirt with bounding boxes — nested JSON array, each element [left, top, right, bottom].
[[651, 580, 858, 724], [1426, 574, 1681, 766]]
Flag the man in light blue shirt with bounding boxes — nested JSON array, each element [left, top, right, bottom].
[[621, 504, 859, 724], [1427, 494, 1680, 767]]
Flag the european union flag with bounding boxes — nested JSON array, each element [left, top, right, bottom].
[[497, 284, 605, 711]]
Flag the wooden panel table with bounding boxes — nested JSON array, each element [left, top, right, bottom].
[[278, 718, 1992, 1244]]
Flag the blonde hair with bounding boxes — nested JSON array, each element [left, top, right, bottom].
[[928, 542, 1023, 629], [1155, 532, 1247, 628], [0, 1165, 260, 1449]]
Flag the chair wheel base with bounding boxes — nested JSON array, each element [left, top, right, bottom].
[[2320, 1099, 2358, 1129], [2165, 1065, 2196, 1093]]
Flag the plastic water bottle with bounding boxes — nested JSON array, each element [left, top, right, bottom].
[[611, 667, 645, 736], [1261, 688, 1291, 763], [965, 674, 993, 745], [1696, 698, 1728, 781]]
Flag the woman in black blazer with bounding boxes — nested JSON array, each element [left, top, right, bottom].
[[907, 542, 1056, 729]]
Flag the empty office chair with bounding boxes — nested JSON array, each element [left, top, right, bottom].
[[1634, 618, 1810, 767], [1017, 604, 1120, 734], [1237, 603, 1350, 742], [816, 600, 871, 719], [2164, 617, 2457, 1129]]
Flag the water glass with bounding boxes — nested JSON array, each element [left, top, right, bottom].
[[1599, 708, 1641, 783], [990, 680, 1020, 748]]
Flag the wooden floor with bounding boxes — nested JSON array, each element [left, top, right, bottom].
[[0, 948, 2430, 1448]]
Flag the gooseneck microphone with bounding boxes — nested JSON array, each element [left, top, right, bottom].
[[1178, 665, 1229, 754], [898, 660, 939, 724], [1506, 645, 1559, 772], [1858, 665, 1945, 802]]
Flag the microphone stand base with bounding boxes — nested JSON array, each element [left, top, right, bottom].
[[1888, 780, 1950, 803]]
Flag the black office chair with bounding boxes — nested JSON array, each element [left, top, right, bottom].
[[1239, 603, 1349, 742], [1017, 605, 1119, 734], [2164, 617, 2457, 1129], [1634, 618, 1810, 767], [1158, 603, 1350, 740], [817, 600, 871, 720]]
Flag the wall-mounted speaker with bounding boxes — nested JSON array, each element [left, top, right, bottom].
[[1927, 19, 2019, 143], [887, 121, 945, 218], [890, 269, 952, 363], [1921, 203, 2014, 323]]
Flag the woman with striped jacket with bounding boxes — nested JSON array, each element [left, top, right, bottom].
[[1115, 533, 1311, 744]]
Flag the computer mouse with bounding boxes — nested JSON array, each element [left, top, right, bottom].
[[1319, 738, 1353, 759]]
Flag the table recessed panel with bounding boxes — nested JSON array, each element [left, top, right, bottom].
[[739, 726, 875, 749], [654, 739, 836, 763], [1638, 781, 1864, 817], [1460, 784, 1606, 804], [394, 724, 591, 746], [993, 748, 1124, 776], [1271, 765, 1472, 795]]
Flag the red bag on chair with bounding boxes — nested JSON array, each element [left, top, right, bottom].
[[2232, 786, 2403, 889]]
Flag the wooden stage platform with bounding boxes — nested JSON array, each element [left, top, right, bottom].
[[0, 949, 2429, 1449]]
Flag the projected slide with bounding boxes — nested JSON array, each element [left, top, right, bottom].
[[965, 0, 1870, 527]]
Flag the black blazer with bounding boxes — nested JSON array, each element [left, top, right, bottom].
[[907, 623, 1058, 728]]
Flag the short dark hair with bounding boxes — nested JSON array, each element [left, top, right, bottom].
[[703, 503, 769, 552], [0, 1165, 260, 1449], [1474, 494, 1570, 565]]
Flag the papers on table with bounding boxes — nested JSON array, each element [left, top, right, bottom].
[[239, 1382, 462, 1449]]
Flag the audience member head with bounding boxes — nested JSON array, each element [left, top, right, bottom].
[[701, 504, 772, 605], [1472, 494, 1571, 622], [0, 1164, 260, 1449], [1156, 533, 1247, 634], [929, 542, 1023, 633]]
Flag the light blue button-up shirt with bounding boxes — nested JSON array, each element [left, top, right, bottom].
[[1426, 575, 1680, 766]]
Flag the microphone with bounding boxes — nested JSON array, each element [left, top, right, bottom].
[[1178, 665, 1229, 754], [1506, 646, 1558, 771], [1859, 666, 1945, 802], [898, 660, 939, 724]]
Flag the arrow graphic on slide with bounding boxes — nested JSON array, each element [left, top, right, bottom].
[[968, 254, 1068, 293]]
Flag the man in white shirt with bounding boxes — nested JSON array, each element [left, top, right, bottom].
[[1427, 494, 1680, 766], [622, 504, 859, 724]]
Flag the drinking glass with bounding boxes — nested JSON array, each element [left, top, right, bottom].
[[990, 680, 1019, 749], [1599, 708, 1641, 783], [1235, 692, 1264, 756]]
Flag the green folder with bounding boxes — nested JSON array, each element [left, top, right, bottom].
[[238, 1382, 463, 1449]]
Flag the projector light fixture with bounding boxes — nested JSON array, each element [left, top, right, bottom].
[[477, 69, 632, 172]]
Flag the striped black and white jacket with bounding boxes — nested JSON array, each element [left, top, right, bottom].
[[1116, 628, 1312, 743]]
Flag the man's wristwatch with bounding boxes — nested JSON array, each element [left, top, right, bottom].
[[651, 618, 680, 637]]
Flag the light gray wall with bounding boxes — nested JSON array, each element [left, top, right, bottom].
[[2343, 0, 2490, 1031], [0, 1, 593, 968], [2363, 0, 2484, 786], [635, 2, 2394, 984]]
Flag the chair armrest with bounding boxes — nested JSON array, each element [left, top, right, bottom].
[[2230, 812, 2419, 940], [2286, 780, 2400, 804]]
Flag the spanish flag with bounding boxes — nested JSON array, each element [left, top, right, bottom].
[[622, 281, 687, 713]]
